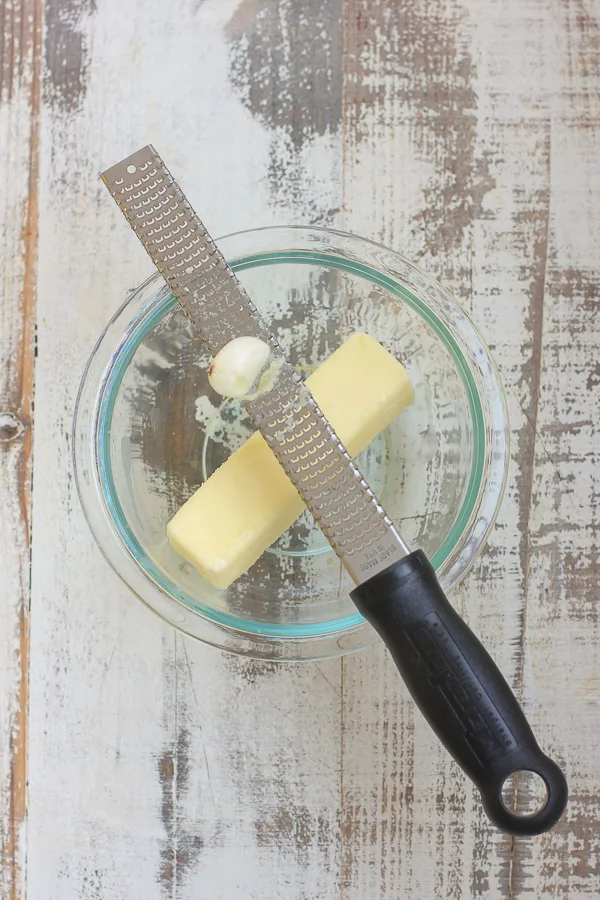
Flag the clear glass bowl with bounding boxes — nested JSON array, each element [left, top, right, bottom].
[[73, 226, 509, 659]]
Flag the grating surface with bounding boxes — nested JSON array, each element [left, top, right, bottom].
[[102, 145, 408, 583]]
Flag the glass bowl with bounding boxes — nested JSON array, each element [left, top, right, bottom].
[[73, 226, 509, 660]]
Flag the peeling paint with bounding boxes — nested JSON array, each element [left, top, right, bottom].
[[44, 0, 96, 112], [158, 726, 204, 895], [227, 0, 342, 214], [343, 0, 495, 280], [5, 0, 600, 896]]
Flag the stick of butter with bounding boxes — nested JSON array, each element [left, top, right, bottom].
[[167, 333, 413, 589]]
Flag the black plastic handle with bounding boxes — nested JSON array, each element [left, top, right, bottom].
[[351, 550, 568, 836]]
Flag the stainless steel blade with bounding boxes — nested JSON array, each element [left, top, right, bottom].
[[102, 145, 409, 583]]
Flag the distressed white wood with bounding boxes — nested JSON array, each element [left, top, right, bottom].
[[28, 1, 343, 899], [509, 0, 600, 891], [340, 0, 600, 897], [0, 87, 32, 900], [0, 2, 40, 897], [0, 0, 596, 897]]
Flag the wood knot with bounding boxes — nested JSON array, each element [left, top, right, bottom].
[[0, 412, 25, 442]]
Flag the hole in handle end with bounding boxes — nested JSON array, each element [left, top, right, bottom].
[[482, 754, 568, 836]]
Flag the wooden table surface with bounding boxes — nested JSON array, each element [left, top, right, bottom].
[[2, 1, 599, 897]]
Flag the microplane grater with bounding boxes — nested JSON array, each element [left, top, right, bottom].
[[101, 145, 409, 583], [100, 146, 568, 838]]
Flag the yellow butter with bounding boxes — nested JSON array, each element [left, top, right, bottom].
[[167, 333, 413, 589]]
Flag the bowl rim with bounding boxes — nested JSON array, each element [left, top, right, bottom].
[[73, 224, 510, 659]]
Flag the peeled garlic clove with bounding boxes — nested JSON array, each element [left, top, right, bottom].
[[208, 336, 272, 399]]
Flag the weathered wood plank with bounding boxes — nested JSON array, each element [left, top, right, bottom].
[[0, 2, 42, 898], [15, 0, 600, 896], [340, 0, 599, 897], [509, 0, 600, 894], [27, 1, 344, 898], [340, 0, 516, 892]]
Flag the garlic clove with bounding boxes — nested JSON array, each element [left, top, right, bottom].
[[208, 336, 272, 399]]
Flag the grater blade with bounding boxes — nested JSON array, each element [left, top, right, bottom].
[[101, 145, 409, 584]]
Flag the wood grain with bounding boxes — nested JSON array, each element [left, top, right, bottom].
[[341, 0, 599, 897], [509, 0, 600, 893], [27, 2, 343, 898], [0, 2, 42, 898], [1, 0, 598, 896]]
